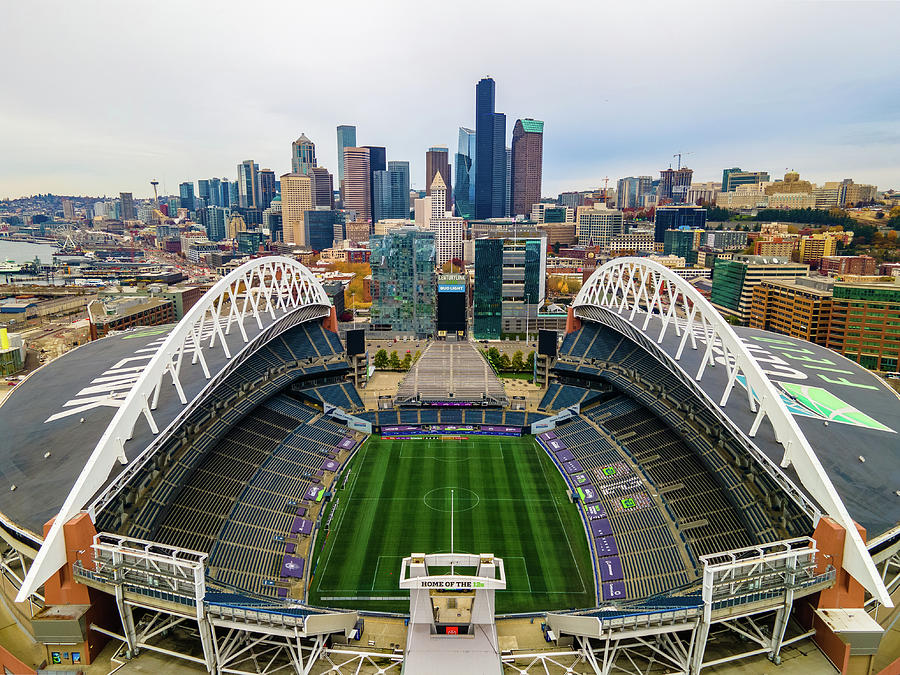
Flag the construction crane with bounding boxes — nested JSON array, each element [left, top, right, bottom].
[[673, 152, 693, 170], [601, 177, 610, 205]]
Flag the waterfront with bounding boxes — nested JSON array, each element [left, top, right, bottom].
[[0, 240, 57, 264]]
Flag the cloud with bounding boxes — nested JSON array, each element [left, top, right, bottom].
[[1, 0, 898, 198]]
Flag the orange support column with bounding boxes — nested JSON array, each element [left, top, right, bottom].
[[37, 513, 116, 665], [809, 517, 872, 674], [565, 307, 582, 335], [322, 306, 339, 334]]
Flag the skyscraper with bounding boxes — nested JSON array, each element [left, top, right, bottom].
[[425, 147, 452, 212], [342, 147, 372, 223], [206, 206, 228, 241], [454, 127, 476, 218], [336, 125, 356, 187], [616, 176, 653, 209], [473, 236, 547, 339], [207, 178, 221, 207], [363, 146, 386, 222], [258, 169, 276, 210], [428, 173, 464, 266], [279, 173, 313, 245], [721, 168, 770, 192], [372, 170, 392, 222], [475, 77, 507, 218], [388, 161, 410, 218], [369, 226, 436, 337], [198, 179, 211, 205], [179, 182, 195, 212], [658, 167, 693, 204], [237, 160, 259, 208], [504, 146, 512, 217], [119, 192, 135, 220], [291, 134, 317, 175], [309, 167, 334, 208], [510, 118, 544, 217]]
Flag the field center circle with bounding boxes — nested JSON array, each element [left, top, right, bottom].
[[423, 487, 480, 513]]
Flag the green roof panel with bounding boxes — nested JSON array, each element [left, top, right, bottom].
[[520, 119, 544, 134]]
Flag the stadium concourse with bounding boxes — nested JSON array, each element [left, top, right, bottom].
[[0, 257, 897, 675]]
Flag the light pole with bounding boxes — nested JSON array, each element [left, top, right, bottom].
[[350, 290, 356, 328]]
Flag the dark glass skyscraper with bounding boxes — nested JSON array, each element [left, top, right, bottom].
[[475, 78, 507, 219], [363, 146, 386, 221], [455, 127, 476, 218], [258, 169, 276, 210], [336, 125, 356, 184], [387, 161, 410, 218], [473, 238, 503, 339], [179, 182, 195, 212]]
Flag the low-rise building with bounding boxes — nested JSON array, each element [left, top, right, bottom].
[[89, 296, 175, 339], [767, 193, 817, 209], [606, 232, 655, 254], [798, 233, 839, 267], [827, 280, 900, 372], [710, 255, 809, 323], [749, 277, 833, 344], [753, 237, 798, 258], [819, 255, 877, 277]]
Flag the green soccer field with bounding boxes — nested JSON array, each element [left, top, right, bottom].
[[307, 434, 595, 614]]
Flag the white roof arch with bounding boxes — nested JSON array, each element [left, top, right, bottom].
[[17, 257, 331, 602], [572, 257, 891, 607]]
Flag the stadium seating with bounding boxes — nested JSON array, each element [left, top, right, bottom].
[[300, 383, 364, 411], [538, 383, 604, 412], [553, 322, 808, 543], [547, 416, 692, 599], [96, 320, 351, 538], [146, 394, 352, 598]]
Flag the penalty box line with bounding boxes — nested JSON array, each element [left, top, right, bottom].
[[398, 440, 506, 461]]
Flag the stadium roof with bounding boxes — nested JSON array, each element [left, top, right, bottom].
[[0, 319, 274, 540], [622, 311, 899, 540]]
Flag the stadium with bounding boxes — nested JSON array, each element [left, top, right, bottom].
[[0, 256, 897, 674]]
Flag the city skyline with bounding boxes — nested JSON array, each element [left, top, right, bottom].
[[2, 1, 899, 199]]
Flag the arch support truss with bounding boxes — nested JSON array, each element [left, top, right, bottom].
[[17, 257, 331, 603], [573, 257, 891, 607]]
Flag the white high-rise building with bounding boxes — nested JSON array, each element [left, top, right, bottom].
[[280, 173, 313, 245], [428, 173, 464, 266]]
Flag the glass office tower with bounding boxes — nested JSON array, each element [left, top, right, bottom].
[[455, 127, 476, 218], [370, 227, 436, 337], [473, 238, 503, 339]]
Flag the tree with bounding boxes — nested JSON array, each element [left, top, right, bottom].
[[487, 347, 500, 363], [511, 350, 524, 371], [525, 351, 535, 371], [389, 351, 401, 370], [441, 258, 465, 273], [373, 349, 388, 370], [498, 353, 511, 370], [413, 350, 421, 363], [704, 206, 733, 222], [401, 352, 412, 370]]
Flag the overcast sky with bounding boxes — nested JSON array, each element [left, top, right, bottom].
[[2, 1, 899, 200]]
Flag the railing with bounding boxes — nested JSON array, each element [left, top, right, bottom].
[[73, 561, 198, 609], [205, 601, 307, 629], [710, 568, 835, 613], [595, 605, 702, 631]]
